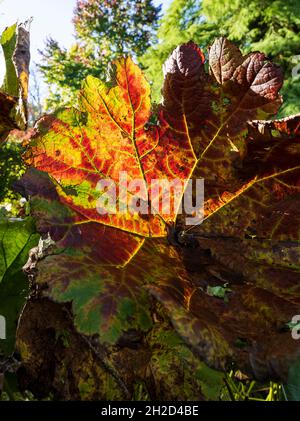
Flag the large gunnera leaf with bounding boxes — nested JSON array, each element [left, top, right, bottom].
[[0, 23, 30, 141], [21, 37, 300, 383]]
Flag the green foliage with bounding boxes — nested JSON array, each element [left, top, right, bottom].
[[206, 284, 232, 303], [74, 0, 161, 55], [0, 381, 37, 402], [39, 0, 161, 110], [141, 0, 214, 102], [285, 359, 300, 401], [220, 371, 284, 401], [0, 138, 26, 217], [280, 77, 300, 117], [0, 217, 39, 355]]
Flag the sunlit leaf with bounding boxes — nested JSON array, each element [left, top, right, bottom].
[[25, 56, 197, 237], [21, 38, 300, 384]]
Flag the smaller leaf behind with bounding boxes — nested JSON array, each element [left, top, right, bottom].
[[0, 22, 30, 139]]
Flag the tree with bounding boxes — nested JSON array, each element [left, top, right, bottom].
[[141, 0, 216, 102], [142, 0, 300, 115], [39, 0, 161, 110]]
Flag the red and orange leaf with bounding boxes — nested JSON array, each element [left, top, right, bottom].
[[21, 38, 300, 383], [25, 56, 198, 238]]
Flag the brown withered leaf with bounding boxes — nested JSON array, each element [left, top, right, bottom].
[[0, 22, 30, 141]]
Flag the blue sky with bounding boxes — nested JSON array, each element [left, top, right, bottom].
[[0, 0, 172, 86]]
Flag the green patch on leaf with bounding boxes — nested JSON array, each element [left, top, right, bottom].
[[206, 284, 232, 302]]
